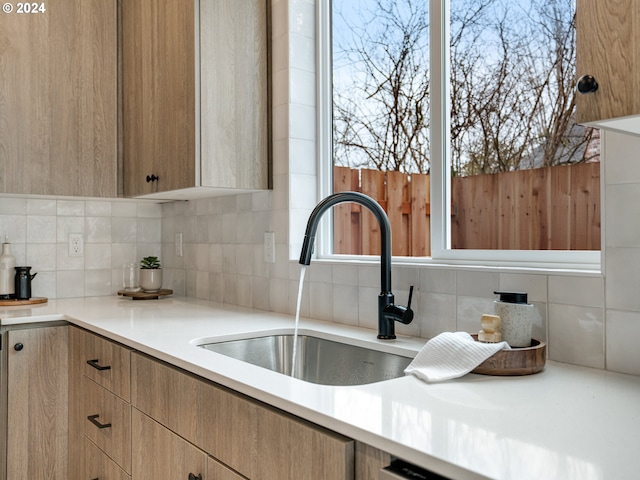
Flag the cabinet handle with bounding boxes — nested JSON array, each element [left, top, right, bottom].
[[577, 75, 598, 94], [146, 174, 159, 183], [87, 414, 112, 429], [86, 359, 111, 371], [13, 342, 24, 351], [188, 474, 202, 480]]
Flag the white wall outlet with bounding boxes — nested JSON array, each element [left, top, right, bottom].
[[175, 232, 183, 257], [68, 233, 84, 257], [264, 231, 275, 263]]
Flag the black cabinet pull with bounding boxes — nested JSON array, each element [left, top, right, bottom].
[[146, 174, 159, 183], [577, 75, 598, 94], [86, 359, 111, 371], [87, 414, 112, 429], [13, 343, 23, 351], [188, 474, 202, 480]]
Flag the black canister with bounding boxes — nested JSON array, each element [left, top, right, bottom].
[[14, 266, 37, 300]]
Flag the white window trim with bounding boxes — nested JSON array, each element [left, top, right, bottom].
[[316, 0, 601, 273]]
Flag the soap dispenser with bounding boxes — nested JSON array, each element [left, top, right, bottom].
[[493, 291, 535, 347], [0, 236, 16, 299]]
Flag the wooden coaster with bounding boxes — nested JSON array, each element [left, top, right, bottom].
[[118, 289, 173, 300]]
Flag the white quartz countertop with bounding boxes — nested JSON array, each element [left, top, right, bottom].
[[2, 296, 639, 480]]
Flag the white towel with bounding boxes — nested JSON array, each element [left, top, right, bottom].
[[404, 332, 511, 382]]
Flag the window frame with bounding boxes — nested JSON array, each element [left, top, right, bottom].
[[316, 0, 601, 272]]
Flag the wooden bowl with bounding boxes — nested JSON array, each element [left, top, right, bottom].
[[471, 334, 546, 376]]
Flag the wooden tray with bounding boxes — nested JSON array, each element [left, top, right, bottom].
[[118, 289, 173, 300], [0, 297, 48, 306], [471, 334, 546, 376]]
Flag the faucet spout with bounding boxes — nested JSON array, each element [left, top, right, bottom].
[[299, 192, 413, 339]]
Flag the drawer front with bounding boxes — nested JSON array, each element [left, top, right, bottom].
[[83, 376, 132, 474], [208, 457, 247, 480], [85, 437, 131, 480], [71, 326, 131, 401], [132, 352, 354, 480], [132, 408, 208, 480]]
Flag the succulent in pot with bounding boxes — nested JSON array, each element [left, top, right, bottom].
[[139, 256, 162, 292]]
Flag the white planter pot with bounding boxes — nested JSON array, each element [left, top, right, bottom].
[[139, 269, 162, 293]]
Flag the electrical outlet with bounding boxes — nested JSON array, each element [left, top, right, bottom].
[[264, 231, 275, 263], [68, 233, 84, 257]]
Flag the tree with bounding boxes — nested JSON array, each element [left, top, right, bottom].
[[333, 0, 431, 174], [333, 0, 599, 176]]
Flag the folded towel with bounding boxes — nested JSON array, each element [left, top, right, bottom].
[[405, 332, 511, 382]]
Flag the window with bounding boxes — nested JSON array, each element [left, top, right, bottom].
[[321, 0, 600, 270]]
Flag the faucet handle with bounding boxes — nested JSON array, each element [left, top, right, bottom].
[[383, 285, 414, 325]]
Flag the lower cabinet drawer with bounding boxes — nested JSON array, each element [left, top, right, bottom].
[[83, 376, 132, 474], [131, 408, 208, 480], [85, 437, 131, 480]]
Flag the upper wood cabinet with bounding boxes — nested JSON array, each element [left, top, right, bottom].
[[122, 0, 270, 199], [576, 0, 640, 133], [0, 0, 117, 197]]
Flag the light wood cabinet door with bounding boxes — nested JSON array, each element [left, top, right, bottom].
[[122, 0, 270, 198], [576, 0, 640, 126], [6, 326, 68, 480], [0, 0, 116, 197], [200, 0, 270, 190], [122, 0, 196, 196], [132, 352, 354, 480], [132, 408, 208, 480]]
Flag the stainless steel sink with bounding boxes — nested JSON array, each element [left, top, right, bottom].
[[199, 334, 412, 386]]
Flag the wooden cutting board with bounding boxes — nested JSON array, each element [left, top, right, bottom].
[[0, 297, 48, 306]]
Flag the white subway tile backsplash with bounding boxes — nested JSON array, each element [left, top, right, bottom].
[[27, 198, 56, 215], [606, 310, 640, 376], [85, 269, 112, 296], [85, 243, 111, 270], [57, 200, 85, 216], [456, 296, 495, 333], [456, 271, 499, 299], [0, 197, 27, 215], [605, 183, 640, 247], [56, 216, 84, 242], [28, 216, 57, 243], [548, 304, 604, 369], [56, 270, 85, 298], [419, 268, 456, 295], [419, 292, 456, 339], [26, 244, 56, 271], [85, 201, 111, 216], [498, 273, 547, 302], [548, 275, 604, 308], [332, 284, 359, 326], [112, 217, 137, 243], [0, 215, 27, 243], [86, 217, 112, 243], [605, 247, 640, 311]]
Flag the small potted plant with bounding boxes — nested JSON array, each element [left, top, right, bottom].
[[139, 256, 162, 292]]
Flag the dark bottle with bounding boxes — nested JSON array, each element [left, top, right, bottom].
[[14, 266, 37, 300]]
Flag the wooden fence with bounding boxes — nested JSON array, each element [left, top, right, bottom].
[[333, 162, 600, 255]]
